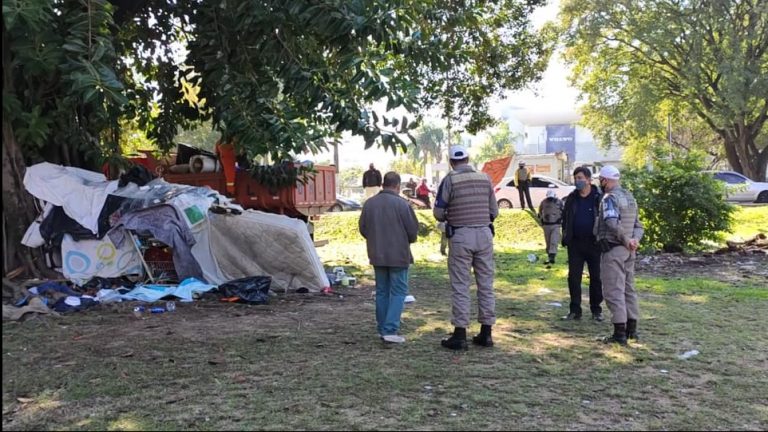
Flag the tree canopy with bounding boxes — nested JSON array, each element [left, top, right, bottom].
[[473, 121, 516, 166], [3, 0, 551, 167], [2, 0, 551, 273], [558, 0, 768, 180]]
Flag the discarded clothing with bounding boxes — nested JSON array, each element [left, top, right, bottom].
[[23, 162, 119, 234], [51, 295, 97, 313], [118, 165, 156, 188], [3, 298, 56, 321], [109, 205, 203, 281], [29, 281, 81, 297], [40, 206, 97, 246]]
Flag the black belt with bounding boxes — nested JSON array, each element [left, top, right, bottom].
[[542, 222, 561, 225]]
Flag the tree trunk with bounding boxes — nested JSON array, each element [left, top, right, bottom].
[[2, 24, 51, 278], [723, 134, 768, 182]]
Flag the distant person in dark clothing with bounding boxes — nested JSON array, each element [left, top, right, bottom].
[[561, 166, 604, 321], [405, 178, 418, 197], [362, 163, 383, 201]]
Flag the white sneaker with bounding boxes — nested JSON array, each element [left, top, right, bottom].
[[382, 335, 406, 344], [404, 295, 416, 303]]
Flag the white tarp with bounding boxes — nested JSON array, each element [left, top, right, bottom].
[[24, 162, 118, 234], [208, 211, 329, 291]]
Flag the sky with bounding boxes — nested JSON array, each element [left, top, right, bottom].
[[307, 0, 579, 170]]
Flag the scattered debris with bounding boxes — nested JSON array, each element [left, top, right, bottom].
[[546, 302, 563, 308], [715, 233, 768, 255], [678, 350, 700, 360]]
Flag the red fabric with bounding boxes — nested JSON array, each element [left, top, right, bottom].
[[481, 156, 512, 187], [416, 184, 430, 196]]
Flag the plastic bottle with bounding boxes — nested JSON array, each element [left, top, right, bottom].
[[166, 301, 176, 312], [149, 306, 166, 314], [133, 306, 145, 318]]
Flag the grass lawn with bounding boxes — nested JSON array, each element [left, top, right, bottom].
[[3, 208, 767, 430]]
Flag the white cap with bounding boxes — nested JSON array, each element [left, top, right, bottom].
[[519, 160, 526, 166], [449, 145, 469, 160], [599, 165, 621, 180], [546, 190, 557, 199]]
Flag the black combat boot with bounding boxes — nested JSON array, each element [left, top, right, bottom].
[[441, 327, 468, 351], [548, 253, 556, 264], [602, 323, 628, 346], [626, 319, 639, 341], [472, 324, 494, 348]]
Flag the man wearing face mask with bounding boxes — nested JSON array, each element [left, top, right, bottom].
[[561, 167, 604, 321], [596, 166, 644, 345]]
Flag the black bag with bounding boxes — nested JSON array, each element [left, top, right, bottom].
[[219, 276, 272, 304], [445, 225, 455, 239]]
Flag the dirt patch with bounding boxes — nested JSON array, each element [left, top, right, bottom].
[[636, 252, 768, 284]]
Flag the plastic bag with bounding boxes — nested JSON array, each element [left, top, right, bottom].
[[218, 276, 272, 304]]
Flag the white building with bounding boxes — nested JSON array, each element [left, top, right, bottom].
[[500, 108, 623, 170]]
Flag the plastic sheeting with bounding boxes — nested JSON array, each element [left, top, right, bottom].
[[23, 162, 119, 234], [110, 278, 217, 302]]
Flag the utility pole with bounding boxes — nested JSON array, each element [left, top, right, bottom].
[[332, 141, 339, 173]]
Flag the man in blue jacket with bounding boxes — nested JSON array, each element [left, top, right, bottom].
[[561, 166, 604, 321]]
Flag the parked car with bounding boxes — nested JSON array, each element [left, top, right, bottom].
[[704, 170, 768, 203], [328, 197, 362, 212], [494, 175, 575, 209]]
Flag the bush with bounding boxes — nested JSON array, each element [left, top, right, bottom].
[[622, 153, 735, 252]]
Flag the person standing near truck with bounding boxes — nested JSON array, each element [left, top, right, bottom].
[[515, 161, 535, 212], [362, 163, 383, 201]]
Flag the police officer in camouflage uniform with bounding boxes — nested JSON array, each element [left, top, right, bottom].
[[538, 190, 564, 265], [434, 145, 499, 350], [596, 166, 644, 345]]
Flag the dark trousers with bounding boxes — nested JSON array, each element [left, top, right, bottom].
[[417, 194, 431, 209], [518, 186, 534, 210], [567, 238, 603, 315]]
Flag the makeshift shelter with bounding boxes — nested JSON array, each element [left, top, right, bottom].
[[21, 162, 330, 292]]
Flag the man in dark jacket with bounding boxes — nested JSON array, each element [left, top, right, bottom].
[[359, 172, 419, 344], [362, 163, 383, 201], [561, 166, 604, 321]]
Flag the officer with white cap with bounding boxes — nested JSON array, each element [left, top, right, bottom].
[[538, 189, 564, 265], [434, 145, 499, 350], [596, 165, 644, 345]]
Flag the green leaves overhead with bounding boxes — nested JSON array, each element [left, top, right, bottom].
[[4, 0, 550, 173], [558, 0, 768, 180]]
